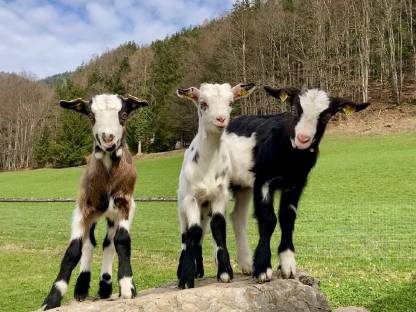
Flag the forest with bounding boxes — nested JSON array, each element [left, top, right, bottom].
[[1, 0, 415, 170]]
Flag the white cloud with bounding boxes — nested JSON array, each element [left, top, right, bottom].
[[0, 0, 234, 79]]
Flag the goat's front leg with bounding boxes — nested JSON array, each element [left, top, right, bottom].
[[278, 187, 302, 279], [114, 197, 137, 299], [178, 195, 202, 289], [42, 206, 88, 310], [253, 181, 277, 283], [98, 218, 117, 299], [74, 222, 97, 301], [211, 194, 233, 283]]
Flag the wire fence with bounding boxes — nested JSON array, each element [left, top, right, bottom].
[[0, 196, 177, 203]]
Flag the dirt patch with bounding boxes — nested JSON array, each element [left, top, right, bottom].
[[327, 103, 416, 136]]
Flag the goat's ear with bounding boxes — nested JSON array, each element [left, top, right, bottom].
[[329, 97, 370, 115], [121, 95, 149, 113], [59, 98, 89, 114], [264, 86, 301, 104], [176, 87, 200, 103], [232, 83, 256, 101]]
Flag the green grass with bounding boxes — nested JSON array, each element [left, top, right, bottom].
[[0, 133, 415, 312]]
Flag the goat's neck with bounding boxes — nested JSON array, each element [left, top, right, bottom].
[[93, 139, 126, 171], [197, 127, 223, 159]]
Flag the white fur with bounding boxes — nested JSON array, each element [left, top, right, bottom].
[[261, 182, 270, 202], [102, 152, 112, 171], [100, 226, 116, 281], [70, 206, 84, 240], [279, 249, 296, 278], [104, 197, 117, 221], [294, 89, 330, 149], [54, 280, 68, 296], [91, 94, 123, 151], [177, 83, 237, 276], [119, 219, 130, 232], [219, 272, 231, 283], [225, 133, 256, 188], [197, 83, 234, 134], [231, 188, 252, 274], [94, 151, 104, 159], [79, 237, 94, 272], [257, 268, 273, 283], [119, 276, 134, 299], [289, 204, 297, 215]]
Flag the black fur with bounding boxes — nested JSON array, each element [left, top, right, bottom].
[[41, 285, 61, 310], [227, 113, 317, 279], [193, 151, 200, 163], [89, 223, 97, 247], [42, 238, 82, 309], [195, 245, 204, 278], [114, 227, 136, 298], [178, 225, 202, 289], [227, 88, 368, 280], [114, 228, 133, 279], [210, 213, 233, 281], [98, 273, 112, 299], [74, 271, 91, 301]]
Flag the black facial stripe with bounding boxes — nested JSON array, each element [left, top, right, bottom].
[[95, 134, 101, 145], [118, 102, 128, 126]]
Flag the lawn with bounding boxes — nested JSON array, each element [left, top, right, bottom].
[[0, 133, 415, 312]]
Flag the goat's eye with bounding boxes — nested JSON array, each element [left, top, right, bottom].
[[88, 113, 95, 121], [120, 112, 128, 120], [200, 102, 208, 111]]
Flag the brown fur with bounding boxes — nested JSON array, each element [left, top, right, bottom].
[[77, 140, 136, 227]]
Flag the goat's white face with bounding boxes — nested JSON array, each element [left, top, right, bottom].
[[91, 95, 123, 152], [198, 84, 233, 134], [177, 82, 256, 135], [59, 94, 148, 153], [265, 86, 370, 150], [294, 90, 330, 150]]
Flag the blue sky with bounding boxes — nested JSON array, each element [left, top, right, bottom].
[[0, 0, 235, 79]]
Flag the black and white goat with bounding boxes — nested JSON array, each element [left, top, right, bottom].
[[42, 94, 148, 310], [225, 87, 369, 282], [176, 82, 256, 289]]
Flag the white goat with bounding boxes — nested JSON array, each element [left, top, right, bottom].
[[175, 82, 255, 289]]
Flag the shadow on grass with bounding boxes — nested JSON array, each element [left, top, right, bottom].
[[367, 278, 416, 312]]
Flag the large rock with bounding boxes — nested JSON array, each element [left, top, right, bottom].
[[43, 271, 332, 312], [333, 308, 369, 312]]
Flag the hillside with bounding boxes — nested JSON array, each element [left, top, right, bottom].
[[1, 0, 416, 170]]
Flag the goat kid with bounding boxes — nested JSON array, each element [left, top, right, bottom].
[[176, 83, 256, 289], [42, 94, 148, 310], [225, 87, 369, 283]]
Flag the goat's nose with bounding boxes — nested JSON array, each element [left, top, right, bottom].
[[297, 133, 311, 144], [216, 116, 226, 124], [102, 133, 115, 144]]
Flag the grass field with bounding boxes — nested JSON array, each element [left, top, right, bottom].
[[0, 133, 415, 312]]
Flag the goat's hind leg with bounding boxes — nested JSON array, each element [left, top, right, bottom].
[[211, 195, 233, 283], [98, 218, 117, 299], [114, 197, 137, 299], [195, 206, 210, 278], [42, 206, 88, 310], [74, 222, 97, 301], [231, 187, 252, 275]]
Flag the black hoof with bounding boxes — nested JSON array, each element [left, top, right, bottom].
[[98, 273, 113, 299], [74, 271, 90, 301]]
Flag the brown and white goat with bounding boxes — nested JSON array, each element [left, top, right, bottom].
[[42, 94, 148, 310]]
